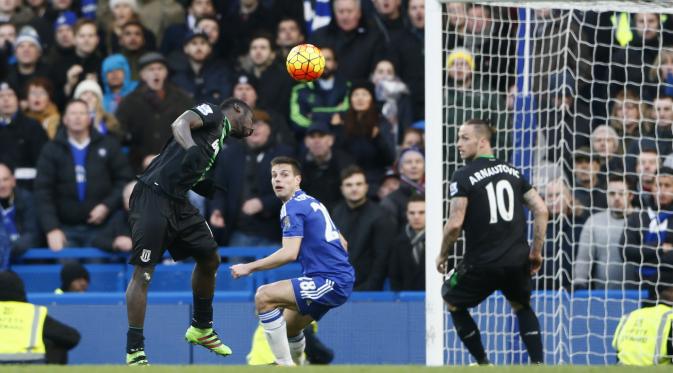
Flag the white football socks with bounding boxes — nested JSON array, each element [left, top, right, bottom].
[[258, 309, 294, 366], [288, 331, 306, 365]]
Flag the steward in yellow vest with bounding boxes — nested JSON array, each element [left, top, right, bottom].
[[0, 270, 80, 364], [0, 301, 47, 362], [612, 304, 673, 365], [613, 272, 673, 366]]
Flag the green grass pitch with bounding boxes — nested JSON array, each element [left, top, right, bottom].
[[1, 366, 671, 372]]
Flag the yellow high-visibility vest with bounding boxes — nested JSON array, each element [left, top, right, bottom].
[[246, 324, 276, 365], [0, 301, 47, 362], [612, 304, 673, 366]]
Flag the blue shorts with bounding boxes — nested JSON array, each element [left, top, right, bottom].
[[290, 276, 351, 321]]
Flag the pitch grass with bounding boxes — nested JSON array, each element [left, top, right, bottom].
[[1, 366, 672, 373]]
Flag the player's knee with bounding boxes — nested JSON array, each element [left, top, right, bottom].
[[198, 251, 220, 273], [447, 303, 461, 313], [133, 266, 154, 286], [254, 285, 272, 311]]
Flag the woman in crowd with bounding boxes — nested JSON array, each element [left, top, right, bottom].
[[334, 81, 396, 196], [73, 79, 121, 138], [22, 77, 60, 139]]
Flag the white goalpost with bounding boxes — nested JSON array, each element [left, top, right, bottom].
[[426, 0, 673, 365]]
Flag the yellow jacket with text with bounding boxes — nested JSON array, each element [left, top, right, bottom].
[[612, 304, 673, 366], [0, 301, 47, 362]]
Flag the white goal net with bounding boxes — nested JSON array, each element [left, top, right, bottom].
[[425, 0, 673, 365]]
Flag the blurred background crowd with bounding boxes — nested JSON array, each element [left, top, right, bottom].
[[446, 3, 673, 296], [0, 0, 426, 292]]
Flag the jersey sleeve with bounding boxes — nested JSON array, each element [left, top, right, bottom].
[[520, 171, 533, 194], [281, 201, 305, 238], [188, 102, 223, 129], [449, 168, 471, 198]]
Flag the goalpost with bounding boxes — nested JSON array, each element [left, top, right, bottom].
[[426, 0, 673, 365]]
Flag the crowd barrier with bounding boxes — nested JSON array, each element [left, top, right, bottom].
[[28, 290, 646, 365], [15, 249, 647, 365], [15, 247, 283, 292]]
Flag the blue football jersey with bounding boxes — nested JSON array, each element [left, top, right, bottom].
[[280, 190, 355, 284]]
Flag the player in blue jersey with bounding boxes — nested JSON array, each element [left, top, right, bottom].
[[230, 156, 355, 366]]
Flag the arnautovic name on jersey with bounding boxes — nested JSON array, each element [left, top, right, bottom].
[[468, 164, 520, 185]]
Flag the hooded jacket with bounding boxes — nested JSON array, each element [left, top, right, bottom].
[[101, 54, 138, 114]]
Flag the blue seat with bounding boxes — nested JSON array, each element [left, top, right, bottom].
[[13, 264, 126, 292], [125, 264, 254, 292], [262, 263, 303, 284]]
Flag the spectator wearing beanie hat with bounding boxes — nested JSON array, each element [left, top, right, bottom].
[[380, 146, 425, 230], [110, 0, 139, 12], [55, 262, 90, 293], [446, 47, 508, 172], [50, 19, 103, 105], [231, 73, 296, 147], [73, 79, 121, 137], [116, 51, 194, 171], [6, 26, 50, 100], [45, 11, 77, 69], [171, 29, 232, 105]]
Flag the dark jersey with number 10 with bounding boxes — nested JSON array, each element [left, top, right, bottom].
[[139, 102, 230, 200], [449, 156, 532, 267]]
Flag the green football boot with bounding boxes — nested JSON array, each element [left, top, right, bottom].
[[126, 349, 149, 366], [185, 326, 232, 357]]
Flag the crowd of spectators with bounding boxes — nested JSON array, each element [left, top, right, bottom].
[[447, 3, 673, 294], [0, 0, 426, 291]]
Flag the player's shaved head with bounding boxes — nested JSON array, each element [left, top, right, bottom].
[[271, 156, 302, 176], [464, 118, 493, 141], [220, 97, 253, 138], [457, 118, 494, 161]]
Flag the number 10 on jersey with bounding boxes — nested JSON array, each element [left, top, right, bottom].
[[485, 180, 514, 223]]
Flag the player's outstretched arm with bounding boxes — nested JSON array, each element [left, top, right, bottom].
[[230, 237, 302, 278], [171, 110, 205, 149], [436, 196, 468, 274], [523, 188, 549, 274]]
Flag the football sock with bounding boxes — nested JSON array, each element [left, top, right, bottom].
[[258, 309, 294, 366], [288, 331, 306, 365], [192, 295, 214, 329], [450, 308, 489, 364], [516, 306, 544, 364], [126, 327, 145, 353]]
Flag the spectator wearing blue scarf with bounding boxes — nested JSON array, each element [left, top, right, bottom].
[[624, 167, 673, 304], [34, 99, 133, 251]]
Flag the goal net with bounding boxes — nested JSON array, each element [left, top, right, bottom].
[[425, 0, 673, 365]]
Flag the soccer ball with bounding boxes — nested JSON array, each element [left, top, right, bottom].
[[286, 43, 325, 82]]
